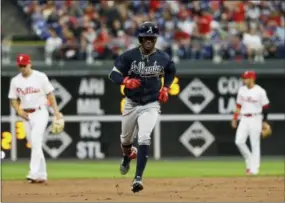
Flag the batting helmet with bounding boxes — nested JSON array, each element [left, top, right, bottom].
[[242, 70, 256, 79], [138, 22, 159, 42], [16, 54, 31, 66]]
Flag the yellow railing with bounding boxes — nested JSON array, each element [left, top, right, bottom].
[[11, 41, 46, 47]]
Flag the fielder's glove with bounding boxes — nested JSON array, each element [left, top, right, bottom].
[[51, 113, 65, 134], [261, 122, 272, 138]]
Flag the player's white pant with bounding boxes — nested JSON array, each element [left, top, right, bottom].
[[235, 115, 262, 174], [24, 107, 49, 180]]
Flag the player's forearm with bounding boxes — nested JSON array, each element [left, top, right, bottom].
[[164, 65, 176, 88], [47, 92, 59, 113], [10, 99, 21, 113], [233, 105, 241, 120], [109, 71, 124, 85], [262, 104, 269, 121]]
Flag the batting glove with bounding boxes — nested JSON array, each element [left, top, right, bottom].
[[158, 87, 169, 103], [123, 77, 141, 89]]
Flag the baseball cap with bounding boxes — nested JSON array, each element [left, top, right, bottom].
[[16, 54, 31, 66], [242, 71, 256, 79]]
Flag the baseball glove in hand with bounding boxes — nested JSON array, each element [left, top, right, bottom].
[[51, 114, 65, 134], [261, 122, 272, 138]]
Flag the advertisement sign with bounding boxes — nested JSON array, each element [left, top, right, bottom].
[[1, 74, 284, 160], [160, 121, 285, 157], [164, 75, 284, 114]]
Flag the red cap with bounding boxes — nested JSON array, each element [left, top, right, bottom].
[[16, 54, 31, 66], [242, 70, 256, 79]]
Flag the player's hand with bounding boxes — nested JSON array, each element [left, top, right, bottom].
[[123, 77, 141, 89], [54, 111, 63, 119], [158, 87, 169, 103], [17, 109, 29, 121], [231, 119, 238, 129]]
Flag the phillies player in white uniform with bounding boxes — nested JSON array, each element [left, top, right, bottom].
[[231, 70, 270, 175], [8, 54, 62, 183]]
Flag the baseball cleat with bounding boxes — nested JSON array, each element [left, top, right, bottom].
[[131, 177, 144, 193], [245, 169, 259, 176], [120, 159, 130, 175], [246, 169, 259, 176], [120, 146, 137, 175], [249, 171, 259, 176], [26, 178, 46, 184]]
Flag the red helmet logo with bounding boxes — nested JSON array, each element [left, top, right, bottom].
[[17, 54, 31, 66], [242, 71, 256, 79]]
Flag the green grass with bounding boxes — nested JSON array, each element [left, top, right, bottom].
[[1, 159, 284, 180]]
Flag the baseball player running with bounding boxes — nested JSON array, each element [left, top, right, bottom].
[[231, 70, 271, 175], [109, 22, 176, 193], [8, 54, 63, 183]]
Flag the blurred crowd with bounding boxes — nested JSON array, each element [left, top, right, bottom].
[[14, 0, 285, 64]]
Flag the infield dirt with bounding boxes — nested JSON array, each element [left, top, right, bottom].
[[2, 177, 284, 202]]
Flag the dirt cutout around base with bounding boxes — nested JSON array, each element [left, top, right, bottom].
[[2, 177, 284, 202]]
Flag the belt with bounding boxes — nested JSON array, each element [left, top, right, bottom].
[[243, 113, 260, 117], [23, 107, 41, 113], [128, 97, 157, 105]]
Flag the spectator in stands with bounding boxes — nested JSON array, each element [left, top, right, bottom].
[[225, 34, 247, 61], [42, 1, 57, 21], [80, 25, 97, 64], [177, 10, 196, 37], [246, 1, 261, 24], [110, 19, 123, 37], [66, 0, 84, 18], [45, 28, 62, 65], [93, 24, 111, 59], [196, 9, 213, 41], [1, 33, 12, 64], [175, 10, 192, 59], [211, 21, 224, 63], [242, 26, 264, 63], [24, 0, 40, 16], [262, 20, 282, 59], [60, 25, 78, 61], [17, 0, 285, 63], [109, 19, 138, 57]]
